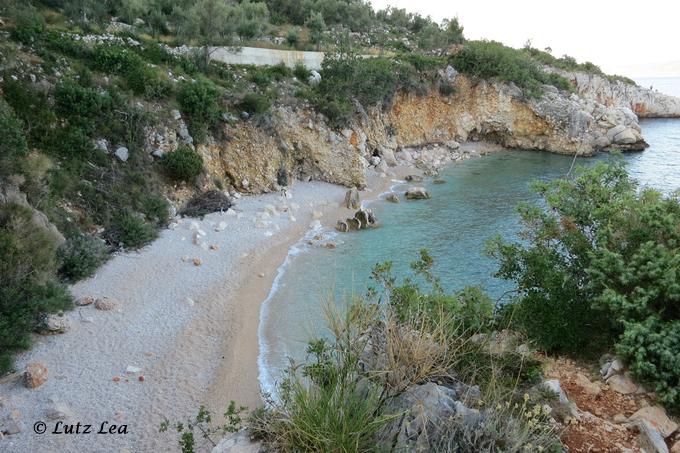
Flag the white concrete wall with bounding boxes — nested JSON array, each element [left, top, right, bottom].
[[207, 46, 325, 70]]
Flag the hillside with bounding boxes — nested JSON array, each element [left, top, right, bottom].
[[1, 2, 680, 452]]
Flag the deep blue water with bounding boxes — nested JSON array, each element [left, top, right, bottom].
[[258, 117, 680, 394]]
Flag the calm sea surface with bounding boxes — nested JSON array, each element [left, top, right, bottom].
[[258, 92, 680, 395]]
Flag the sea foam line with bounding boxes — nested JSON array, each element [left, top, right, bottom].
[[257, 221, 324, 400]]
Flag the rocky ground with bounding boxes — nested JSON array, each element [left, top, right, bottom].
[[546, 357, 679, 453]]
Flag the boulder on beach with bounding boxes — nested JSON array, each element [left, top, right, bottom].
[[345, 187, 361, 210], [405, 187, 430, 200], [405, 175, 424, 182], [24, 362, 49, 389]]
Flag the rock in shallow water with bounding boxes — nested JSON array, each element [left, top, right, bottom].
[[405, 187, 430, 200]]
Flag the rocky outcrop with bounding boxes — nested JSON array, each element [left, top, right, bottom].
[[555, 70, 680, 118], [362, 76, 647, 157], [146, 74, 654, 196]]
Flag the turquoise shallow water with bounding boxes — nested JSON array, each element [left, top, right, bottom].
[[258, 118, 680, 394]]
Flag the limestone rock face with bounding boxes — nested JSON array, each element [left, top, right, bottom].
[[553, 69, 680, 118], [362, 76, 648, 157], [198, 107, 366, 193]]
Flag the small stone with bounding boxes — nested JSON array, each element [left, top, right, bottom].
[[193, 258, 202, 266], [433, 179, 446, 184], [39, 313, 70, 334], [185, 297, 195, 307], [138, 375, 145, 382], [385, 193, 400, 203], [114, 146, 129, 162], [76, 296, 94, 306], [215, 221, 227, 231], [258, 273, 265, 278], [94, 297, 121, 311], [613, 413, 628, 424], [636, 420, 670, 453], [574, 372, 601, 396], [607, 374, 638, 394], [242, 179, 250, 190], [46, 402, 73, 421], [209, 244, 219, 251], [629, 406, 678, 438], [24, 363, 48, 389], [405, 174, 424, 182], [112, 376, 121, 382], [181, 255, 190, 262], [1, 419, 21, 435]]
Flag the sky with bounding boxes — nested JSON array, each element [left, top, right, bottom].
[[370, 0, 680, 78]]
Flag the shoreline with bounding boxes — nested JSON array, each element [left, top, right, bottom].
[[0, 164, 418, 452]]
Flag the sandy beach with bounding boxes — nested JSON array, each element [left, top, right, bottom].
[[0, 169, 410, 453]]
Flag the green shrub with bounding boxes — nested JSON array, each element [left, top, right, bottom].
[[0, 202, 73, 374], [488, 158, 680, 412], [8, 2, 45, 44], [238, 92, 271, 115], [0, 281, 72, 375], [57, 234, 109, 282], [0, 100, 29, 178], [109, 212, 158, 249], [451, 40, 573, 97], [54, 80, 104, 131], [617, 319, 680, 412], [161, 147, 204, 181], [293, 62, 310, 81], [177, 80, 221, 142]]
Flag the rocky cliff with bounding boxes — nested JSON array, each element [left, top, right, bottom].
[[554, 70, 680, 118], [147, 72, 660, 196]]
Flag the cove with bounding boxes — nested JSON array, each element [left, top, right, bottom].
[[258, 118, 680, 395]]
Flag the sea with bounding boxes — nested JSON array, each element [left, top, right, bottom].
[[258, 78, 680, 396]]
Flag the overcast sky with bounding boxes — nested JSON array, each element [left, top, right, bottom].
[[370, 0, 680, 78]]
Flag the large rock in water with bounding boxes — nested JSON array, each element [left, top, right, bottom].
[[405, 187, 430, 200]]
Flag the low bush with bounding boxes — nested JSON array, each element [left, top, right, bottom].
[[238, 92, 271, 115], [0, 202, 73, 374], [179, 190, 232, 218], [177, 80, 221, 142], [57, 234, 109, 282], [451, 40, 573, 97], [293, 62, 310, 81], [0, 100, 29, 179], [109, 212, 158, 249], [161, 147, 204, 182]]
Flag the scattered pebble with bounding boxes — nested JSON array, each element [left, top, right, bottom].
[[193, 258, 202, 266], [112, 376, 120, 382], [209, 244, 219, 251]]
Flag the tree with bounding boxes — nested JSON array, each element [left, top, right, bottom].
[[180, 0, 233, 68], [305, 11, 326, 48], [444, 17, 464, 44], [228, 0, 270, 41]]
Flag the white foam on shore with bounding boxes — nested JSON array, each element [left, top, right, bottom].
[[257, 221, 325, 400]]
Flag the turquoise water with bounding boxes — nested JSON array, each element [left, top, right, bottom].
[[258, 118, 680, 394]]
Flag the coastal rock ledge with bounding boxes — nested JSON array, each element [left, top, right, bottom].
[[147, 72, 678, 194]]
